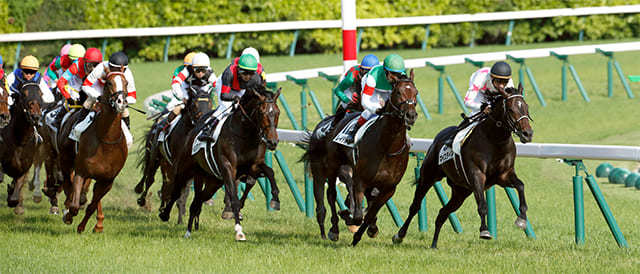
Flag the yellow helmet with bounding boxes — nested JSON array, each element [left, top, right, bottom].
[[184, 52, 197, 65], [68, 44, 86, 60], [20, 55, 39, 70]]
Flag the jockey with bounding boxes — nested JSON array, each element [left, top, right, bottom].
[[334, 54, 379, 110], [350, 54, 406, 134], [171, 51, 197, 82], [57, 48, 103, 104], [214, 47, 266, 103], [163, 52, 216, 129], [199, 53, 263, 142], [45, 44, 84, 90], [6, 55, 55, 107], [460, 61, 514, 129], [81, 51, 137, 129]]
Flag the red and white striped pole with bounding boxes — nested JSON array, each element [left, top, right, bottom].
[[341, 0, 357, 73]]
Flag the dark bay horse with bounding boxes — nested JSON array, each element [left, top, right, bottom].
[[393, 83, 533, 248], [134, 86, 213, 224], [0, 83, 41, 215], [302, 70, 418, 245], [159, 86, 281, 241], [57, 72, 129, 233]]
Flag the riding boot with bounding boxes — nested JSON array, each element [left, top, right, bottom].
[[197, 117, 219, 142], [331, 105, 347, 128], [123, 116, 130, 129]]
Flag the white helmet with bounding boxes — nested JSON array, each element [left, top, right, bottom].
[[192, 52, 210, 68], [241, 47, 260, 63]]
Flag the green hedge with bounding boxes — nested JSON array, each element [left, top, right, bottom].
[[3, 0, 640, 63]]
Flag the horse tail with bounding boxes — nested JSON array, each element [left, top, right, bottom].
[[136, 124, 159, 173], [299, 130, 326, 174]]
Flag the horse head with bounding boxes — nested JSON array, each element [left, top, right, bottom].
[[494, 83, 533, 143], [386, 69, 418, 129], [101, 72, 128, 113], [186, 86, 213, 122], [0, 80, 11, 127], [15, 82, 43, 126], [240, 85, 281, 151]]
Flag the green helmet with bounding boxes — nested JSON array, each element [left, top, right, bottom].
[[383, 54, 405, 74], [238, 54, 258, 71]]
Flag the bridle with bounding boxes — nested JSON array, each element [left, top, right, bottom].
[[236, 94, 276, 145], [488, 93, 532, 137], [382, 78, 416, 120], [17, 82, 41, 125], [101, 72, 126, 111]]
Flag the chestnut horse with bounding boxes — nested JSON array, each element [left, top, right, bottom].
[[57, 72, 128, 233], [302, 70, 418, 245], [134, 86, 213, 224], [393, 84, 533, 248], [0, 83, 43, 215], [159, 86, 281, 241]]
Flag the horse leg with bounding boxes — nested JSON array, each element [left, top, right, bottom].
[[239, 177, 257, 209], [221, 168, 245, 241], [30, 159, 43, 203], [176, 183, 190, 225], [325, 176, 340, 241], [431, 185, 471, 249], [136, 156, 160, 207], [510, 174, 528, 230], [77, 180, 113, 233], [221, 185, 234, 220], [351, 175, 365, 227], [337, 165, 355, 224], [8, 174, 27, 215], [43, 156, 60, 214], [470, 173, 490, 239], [311, 166, 327, 239], [393, 173, 439, 244], [260, 164, 280, 210], [79, 178, 92, 206], [352, 187, 396, 246], [94, 202, 104, 233], [63, 173, 85, 224], [364, 191, 379, 239]]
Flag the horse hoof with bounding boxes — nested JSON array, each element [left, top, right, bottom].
[[137, 197, 146, 207], [270, 200, 280, 211], [14, 206, 24, 215], [62, 210, 73, 225], [158, 211, 170, 222], [7, 199, 18, 208], [205, 199, 214, 206], [184, 231, 191, 239], [392, 234, 404, 244], [33, 195, 42, 203], [479, 230, 492, 240], [221, 211, 234, 220], [235, 232, 246, 241], [514, 217, 527, 230], [347, 225, 360, 233], [93, 225, 103, 233], [367, 227, 379, 238], [77, 225, 85, 234], [134, 184, 144, 194], [328, 231, 339, 242], [50, 206, 59, 215]]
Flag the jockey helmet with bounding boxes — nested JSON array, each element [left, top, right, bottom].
[[68, 44, 86, 61], [183, 52, 197, 65], [238, 54, 258, 71], [109, 51, 129, 67], [84, 48, 103, 63], [191, 52, 210, 68], [383, 54, 406, 74], [20, 55, 39, 70], [360, 54, 379, 70], [490, 61, 511, 80], [60, 44, 72, 56], [241, 47, 260, 63]]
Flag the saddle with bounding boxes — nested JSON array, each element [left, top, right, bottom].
[[333, 114, 378, 148]]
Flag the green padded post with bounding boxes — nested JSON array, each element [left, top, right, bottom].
[[163, 36, 171, 63], [416, 94, 432, 120], [319, 71, 340, 113], [486, 186, 497, 238], [101, 39, 108, 57], [445, 75, 469, 115], [274, 150, 305, 212], [307, 90, 326, 119], [421, 25, 430, 51], [574, 173, 585, 245], [356, 28, 363, 55], [585, 174, 629, 248], [304, 162, 313, 218], [506, 20, 515, 46], [607, 59, 614, 97], [508, 54, 547, 107], [289, 30, 299, 57], [414, 153, 428, 232], [464, 57, 484, 69], [265, 151, 273, 211], [335, 184, 347, 211], [568, 64, 590, 102], [385, 198, 404, 227], [551, 52, 568, 101], [504, 187, 536, 239], [13, 42, 21, 71], [226, 33, 235, 59], [269, 81, 301, 130], [613, 60, 634, 99], [426, 62, 446, 114], [434, 181, 463, 233]]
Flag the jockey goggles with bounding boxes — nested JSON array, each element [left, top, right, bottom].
[[194, 67, 208, 73], [492, 77, 509, 86], [23, 69, 37, 75], [238, 68, 255, 76]]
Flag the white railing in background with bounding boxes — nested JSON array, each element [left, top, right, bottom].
[[0, 5, 639, 42]]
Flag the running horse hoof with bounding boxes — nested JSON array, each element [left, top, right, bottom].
[[514, 217, 527, 230], [62, 210, 73, 225], [270, 200, 280, 211], [77, 225, 86, 234], [392, 234, 404, 244], [13, 205, 24, 215], [49, 206, 59, 215], [205, 199, 214, 206], [328, 231, 339, 242], [367, 226, 379, 238], [33, 194, 42, 204], [93, 224, 104, 233], [235, 232, 246, 241], [221, 211, 234, 220], [347, 225, 360, 233], [479, 230, 492, 240]]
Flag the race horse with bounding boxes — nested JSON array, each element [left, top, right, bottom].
[[0, 83, 43, 214], [302, 70, 418, 245], [159, 85, 281, 241], [57, 72, 129, 233], [392, 83, 533, 248], [134, 86, 213, 224]]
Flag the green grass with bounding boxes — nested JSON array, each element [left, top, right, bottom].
[[3, 39, 640, 272]]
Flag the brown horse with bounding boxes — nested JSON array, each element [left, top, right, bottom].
[[392, 84, 533, 248], [159, 85, 281, 240], [302, 70, 418, 245], [134, 86, 213, 224], [0, 83, 42, 215], [57, 72, 128, 233]]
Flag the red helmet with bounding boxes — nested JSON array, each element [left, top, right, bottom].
[[84, 48, 103, 63]]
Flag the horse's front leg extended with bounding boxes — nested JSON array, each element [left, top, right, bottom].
[[64, 173, 84, 224], [222, 163, 244, 241], [8, 174, 27, 215], [470, 172, 491, 239], [510, 174, 528, 230], [259, 163, 279, 210]]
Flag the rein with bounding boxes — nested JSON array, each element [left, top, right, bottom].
[[487, 94, 531, 135]]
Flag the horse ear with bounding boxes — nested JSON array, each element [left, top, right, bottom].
[[251, 88, 265, 100], [409, 69, 414, 81], [275, 87, 282, 100], [518, 82, 524, 95]]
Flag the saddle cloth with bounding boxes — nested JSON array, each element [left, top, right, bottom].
[[438, 121, 479, 166], [45, 105, 64, 133], [69, 112, 133, 149], [312, 116, 334, 140], [191, 113, 230, 156], [158, 114, 181, 143], [332, 115, 378, 148]]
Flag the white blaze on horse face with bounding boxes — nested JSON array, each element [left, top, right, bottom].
[[113, 75, 127, 112]]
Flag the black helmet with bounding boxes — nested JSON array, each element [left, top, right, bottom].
[[490, 61, 511, 80], [109, 51, 129, 67]]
